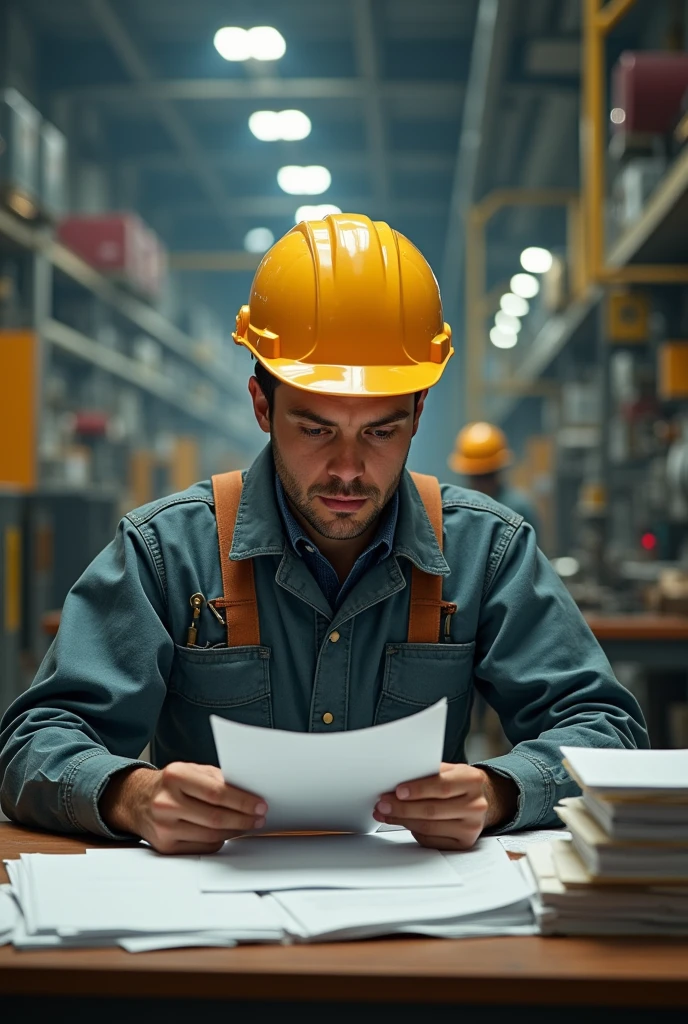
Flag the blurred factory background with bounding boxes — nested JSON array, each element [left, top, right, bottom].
[[1, 0, 688, 753]]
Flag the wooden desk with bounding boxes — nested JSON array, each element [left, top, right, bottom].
[[1, 824, 687, 1016], [585, 613, 688, 666]]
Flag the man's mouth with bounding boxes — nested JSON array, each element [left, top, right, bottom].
[[318, 496, 368, 514]]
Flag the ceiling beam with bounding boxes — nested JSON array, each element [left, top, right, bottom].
[[118, 151, 455, 176], [55, 78, 464, 104], [82, 0, 236, 231], [352, 0, 389, 211]]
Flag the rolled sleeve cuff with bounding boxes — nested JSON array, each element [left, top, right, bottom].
[[60, 749, 155, 839], [472, 749, 553, 834]]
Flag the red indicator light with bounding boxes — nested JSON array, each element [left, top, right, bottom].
[[641, 532, 657, 551]]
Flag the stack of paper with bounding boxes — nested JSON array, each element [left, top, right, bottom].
[[1, 832, 536, 951], [558, 747, 688, 882], [525, 840, 688, 936], [525, 747, 688, 935]]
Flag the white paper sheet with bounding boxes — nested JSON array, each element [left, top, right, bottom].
[[0, 885, 19, 944], [20, 852, 284, 936], [198, 831, 461, 892], [210, 698, 447, 833], [269, 836, 534, 940], [497, 829, 572, 854]]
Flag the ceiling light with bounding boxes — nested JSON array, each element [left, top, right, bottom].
[[244, 227, 275, 253], [294, 204, 342, 223], [500, 292, 530, 318], [214, 27, 251, 61], [495, 311, 522, 334], [610, 107, 626, 125], [279, 110, 311, 141], [510, 272, 540, 299], [277, 165, 331, 195], [520, 246, 553, 274], [214, 25, 286, 62], [490, 327, 517, 350], [247, 26, 286, 60], [249, 109, 311, 142]]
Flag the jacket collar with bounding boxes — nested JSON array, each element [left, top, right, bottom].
[[230, 443, 450, 578]]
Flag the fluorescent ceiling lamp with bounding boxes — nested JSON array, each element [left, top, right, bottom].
[[278, 165, 331, 195], [244, 227, 275, 253], [295, 204, 342, 223], [490, 327, 517, 350], [214, 25, 286, 61], [500, 292, 529, 318], [247, 26, 287, 60], [249, 110, 311, 142], [214, 27, 251, 61], [520, 246, 553, 274], [495, 311, 522, 334], [510, 272, 540, 299]]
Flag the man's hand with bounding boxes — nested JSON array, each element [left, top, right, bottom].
[[373, 763, 518, 851], [100, 763, 268, 855]]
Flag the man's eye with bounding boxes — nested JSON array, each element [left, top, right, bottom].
[[299, 427, 327, 437], [371, 429, 396, 441]]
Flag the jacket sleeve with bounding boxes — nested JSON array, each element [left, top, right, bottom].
[[472, 522, 649, 831], [0, 519, 174, 838]]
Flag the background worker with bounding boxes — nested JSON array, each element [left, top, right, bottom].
[[0, 214, 646, 855], [449, 422, 541, 537]]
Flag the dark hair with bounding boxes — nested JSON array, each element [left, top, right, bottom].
[[252, 360, 422, 416]]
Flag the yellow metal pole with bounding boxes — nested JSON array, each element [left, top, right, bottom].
[[596, 0, 638, 33], [583, 0, 605, 283]]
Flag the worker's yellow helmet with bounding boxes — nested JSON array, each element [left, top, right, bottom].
[[233, 213, 453, 396], [449, 422, 513, 475]]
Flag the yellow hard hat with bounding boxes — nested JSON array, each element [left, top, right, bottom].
[[449, 422, 513, 475], [233, 213, 453, 396]]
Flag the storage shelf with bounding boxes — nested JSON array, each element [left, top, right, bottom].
[[43, 318, 242, 437], [493, 145, 688, 422], [0, 207, 238, 395]]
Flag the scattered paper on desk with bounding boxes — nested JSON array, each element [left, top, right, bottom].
[[198, 832, 462, 892], [210, 698, 447, 833], [497, 829, 572, 854], [269, 836, 536, 941]]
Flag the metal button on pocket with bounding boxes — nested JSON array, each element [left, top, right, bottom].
[[329, 630, 340, 643], [322, 712, 334, 724]]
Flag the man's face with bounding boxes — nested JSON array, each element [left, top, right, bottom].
[[249, 378, 426, 541]]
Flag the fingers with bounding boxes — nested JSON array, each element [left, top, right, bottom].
[[154, 790, 264, 834], [388, 764, 486, 803], [162, 762, 267, 817], [375, 794, 487, 822], [411, 830, 480, 852]]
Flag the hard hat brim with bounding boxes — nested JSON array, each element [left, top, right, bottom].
[[248, 347, 454, 397], [449, 450, 513, 475]]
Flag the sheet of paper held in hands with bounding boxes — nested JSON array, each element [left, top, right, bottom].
[[210, 697, 447, 833]]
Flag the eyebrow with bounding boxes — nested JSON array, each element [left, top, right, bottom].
[[288, 408, 411, 429]]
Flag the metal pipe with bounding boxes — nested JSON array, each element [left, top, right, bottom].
[[583, 0, 605, 282]]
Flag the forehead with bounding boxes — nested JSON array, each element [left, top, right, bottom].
[[276, 383, 414, 424]]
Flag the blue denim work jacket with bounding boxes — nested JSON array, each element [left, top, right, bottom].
[[0, 444, 647, 837]]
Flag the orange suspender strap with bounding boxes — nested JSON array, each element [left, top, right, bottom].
[[211, 469, 446, 648], [407, 472, 446, 644], [211, 471, 261, 647]]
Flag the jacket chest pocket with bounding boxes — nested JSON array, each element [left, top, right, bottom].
[[374, 642, 475, 762], [161, 645, 273, 766]]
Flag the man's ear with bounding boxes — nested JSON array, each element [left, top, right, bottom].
[[412, 390, 429, 437], [248, 376, 271, 434]]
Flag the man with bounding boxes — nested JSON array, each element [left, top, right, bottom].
[[449, 422, 541, 536], [0, 214, 646, 855]]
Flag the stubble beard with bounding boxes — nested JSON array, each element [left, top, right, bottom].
[[271, 435, 406, 541]]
